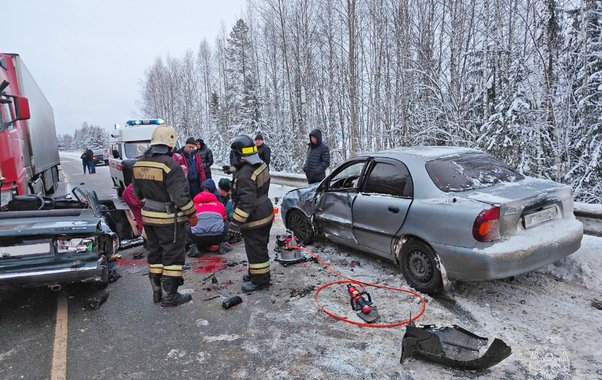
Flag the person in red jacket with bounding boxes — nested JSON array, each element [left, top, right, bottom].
[[172, 137, 206, 198], [122, 183, 146, 259], [187, 185, 232, 256]]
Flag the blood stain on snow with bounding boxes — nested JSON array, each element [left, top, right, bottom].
[[117, 259, 144, 267], [193, 256, 226, 274]]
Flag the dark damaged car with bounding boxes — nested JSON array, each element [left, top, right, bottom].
[[0, 188, 128, 288], [281, 147, 583, 294]]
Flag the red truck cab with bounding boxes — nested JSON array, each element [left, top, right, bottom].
[[0, 53, 60, 208]]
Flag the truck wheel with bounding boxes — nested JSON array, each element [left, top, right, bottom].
[[399, 239, 443, 295]]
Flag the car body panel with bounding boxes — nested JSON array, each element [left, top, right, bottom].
[[432, 218, 583, 281], [282, 146, 583, 282]]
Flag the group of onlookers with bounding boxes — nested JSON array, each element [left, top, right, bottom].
[[122, 128, 330, 259], [80, 148, 96, 174], [119, 126, 332, 303]]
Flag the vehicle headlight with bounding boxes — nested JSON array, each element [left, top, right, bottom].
[[1, 189, 13, 209]]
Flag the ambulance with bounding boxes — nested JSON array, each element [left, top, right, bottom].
[[108, 119, 165, 197]]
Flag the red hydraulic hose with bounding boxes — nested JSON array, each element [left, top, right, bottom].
[[287, 245, 427, 328]]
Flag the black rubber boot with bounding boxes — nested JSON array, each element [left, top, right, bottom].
[[241, 281, 270, 293], [243, 274, 251, 282], [149, 273, 162, 303], [161, 276, 192, 307], [187, 244, 201, 258]]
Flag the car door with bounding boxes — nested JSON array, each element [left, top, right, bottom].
[[352, 158, 414, 257], [313, 159, 368, 243]]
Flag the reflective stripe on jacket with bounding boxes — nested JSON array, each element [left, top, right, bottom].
[[132, 153, 196, 226], [231, 162, 273, 230]]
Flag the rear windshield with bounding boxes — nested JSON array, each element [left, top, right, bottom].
[[426, 153, 524, 192]]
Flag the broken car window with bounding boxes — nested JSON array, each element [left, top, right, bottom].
[[328, 161, 365, 190], [426, 153, 524, 192]]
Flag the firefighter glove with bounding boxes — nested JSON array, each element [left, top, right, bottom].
[[188, 215, 199, 227], [222, 165, 236, 174], [229, 221, 241, 235]]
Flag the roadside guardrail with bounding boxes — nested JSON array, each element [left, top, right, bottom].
[[213, 166, 602, 236], [574, 203, 602, 237]]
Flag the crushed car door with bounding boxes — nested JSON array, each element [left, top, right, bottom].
[[352, 158, 413, 257], [313, 159, 367, 243]]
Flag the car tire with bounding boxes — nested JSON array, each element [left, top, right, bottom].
[[286, 209, 315, 244], [399, 239, 443, 295]]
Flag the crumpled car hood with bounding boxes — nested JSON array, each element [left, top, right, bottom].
[[282, 183, 320, 217]]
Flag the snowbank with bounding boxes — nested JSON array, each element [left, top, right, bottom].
[[539, 234, 602, 291]]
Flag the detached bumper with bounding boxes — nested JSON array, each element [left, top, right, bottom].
[[433, 219, 583, 281], [0, 257, 106, 287]]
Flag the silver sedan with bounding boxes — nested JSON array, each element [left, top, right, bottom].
[[281, 146, 583, 294]]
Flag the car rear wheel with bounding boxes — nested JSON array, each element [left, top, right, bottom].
[[286, 209, 315, 244], [400, 240, 443, 294]]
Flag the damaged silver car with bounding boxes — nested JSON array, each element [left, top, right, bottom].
[[281, 147, 583, 294]]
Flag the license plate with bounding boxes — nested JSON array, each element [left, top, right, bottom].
[[0, 243, 50, 258], [523, 206, 558, 229]]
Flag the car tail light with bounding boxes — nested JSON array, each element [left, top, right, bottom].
[[472, 205, 501, 242]]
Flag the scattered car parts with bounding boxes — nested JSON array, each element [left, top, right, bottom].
[[400, 324, 512, 370]]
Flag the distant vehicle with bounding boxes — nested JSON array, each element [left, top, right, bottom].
[[91, 148, 107, 166], [108, 119, 165, 197], [0, 53, 60, 209], [281, 146, 583, 294]]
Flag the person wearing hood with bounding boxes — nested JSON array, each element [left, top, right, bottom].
[[195, 138, 214, 179], [187, 186, 231, 257], [226, 135, 273, 292], [201, 178, 219, 196], [302, 128, 330, 184], [173, 137, 206, 198]]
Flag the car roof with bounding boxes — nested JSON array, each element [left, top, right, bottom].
[[367, 146, 481, 161]]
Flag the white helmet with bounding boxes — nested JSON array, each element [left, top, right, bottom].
[[150, 125, 178, 148]]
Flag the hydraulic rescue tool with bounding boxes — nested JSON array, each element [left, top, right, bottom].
[[274, 230, 308, 266], [347, 283, 380, 323]]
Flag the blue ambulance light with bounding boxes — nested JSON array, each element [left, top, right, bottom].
[[126, 118, 165, 126]]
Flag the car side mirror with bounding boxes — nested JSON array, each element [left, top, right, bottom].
[[112, 150, 120, 159]]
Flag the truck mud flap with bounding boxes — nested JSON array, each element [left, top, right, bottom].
[[400, 324, 511, 370]]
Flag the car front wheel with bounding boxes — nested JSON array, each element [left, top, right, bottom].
[[286, 209, 315, 244], [399, 239, 443, 294]]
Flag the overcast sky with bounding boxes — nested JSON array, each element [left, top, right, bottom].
[[1, 0, 245, 135]]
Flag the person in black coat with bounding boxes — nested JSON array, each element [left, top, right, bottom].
[[302, 128, 330, 184], [195, 139, 214, 179], [255, 134, 271, 166]]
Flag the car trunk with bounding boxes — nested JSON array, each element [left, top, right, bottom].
[[0, 212, 105, 275], [458, 178, 573, 236]]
